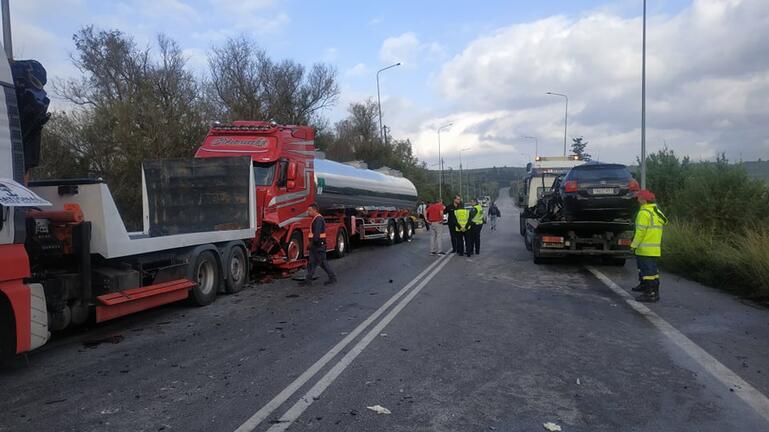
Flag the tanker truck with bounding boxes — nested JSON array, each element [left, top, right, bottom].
[[195, 121, 419, 270]]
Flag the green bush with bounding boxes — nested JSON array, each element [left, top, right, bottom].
[[662, 221, 769, 298]]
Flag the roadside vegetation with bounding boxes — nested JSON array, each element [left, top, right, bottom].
[[644, 149, 769, 297]]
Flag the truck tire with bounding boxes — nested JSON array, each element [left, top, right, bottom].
[[332, 229, 348, 259], [395, 219, 406, 243], [286, 231, 304, 262], [524, 231, 532, 251], [0, 295, 15, 362], [224, 246, 248, 293], [532, 236, 545, 265], [519, 215, 526, 236], [189, 250, 220, 306], [405, 219, 415, 240], [384, 219, 397, 246]]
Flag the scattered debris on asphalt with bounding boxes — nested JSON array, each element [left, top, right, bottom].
[[82, 334, 124, 348], [543, 422, 562, 431], [367, 405, 392, 415], [576, 378, 581, 385], [285, 294, 300, 298]]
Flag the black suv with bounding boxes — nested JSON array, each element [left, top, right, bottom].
[[557, 163, 639, 221]]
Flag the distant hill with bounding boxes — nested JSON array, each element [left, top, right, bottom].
[[743, 160, 769, 182]]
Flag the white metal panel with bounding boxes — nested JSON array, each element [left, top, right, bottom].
[[31, 179, 256, 259], [29, 283, 49, 351], [0, 66, 13, 246]]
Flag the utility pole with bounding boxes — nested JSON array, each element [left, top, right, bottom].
[[2, 0, 12, 61], [546, 92, 569, 156], [437, 122, 453, 201], [376, 63, 401, 140], [459, 148, 471, 198], [640, 0, 648, 188]]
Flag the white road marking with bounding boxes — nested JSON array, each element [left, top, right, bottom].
[[586, 265, 769, 424], [234, 252, 452, 432], [266, 253, 455, 432]]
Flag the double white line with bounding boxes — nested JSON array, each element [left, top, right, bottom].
[[235, 252, 454, 432]]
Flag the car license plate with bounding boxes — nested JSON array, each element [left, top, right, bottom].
[[592, 187, 615, 195]]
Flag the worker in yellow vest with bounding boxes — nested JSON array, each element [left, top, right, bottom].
[[452, 205, 476, 257], [469, 198, 484, 255], [631, 190, 668, 302]]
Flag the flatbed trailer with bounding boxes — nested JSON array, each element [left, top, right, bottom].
[[524, 219, 635, 264]]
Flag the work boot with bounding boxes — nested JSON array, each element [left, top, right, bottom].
[[323, 277, 338, 286], [635, 281, 659, 303], [631, 282, 646, 292]]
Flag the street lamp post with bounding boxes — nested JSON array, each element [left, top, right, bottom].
[[376, 63, 401, 140], [459, 147, 471, 198], [546, 92, 569, 156], [522, 135, 538, 158], [641, 0, 647, 189], [436, 122, 453, 201]]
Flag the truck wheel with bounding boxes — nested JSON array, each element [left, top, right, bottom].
[[524, 231, 532, 251], [189, 250, 220, 306], [286, 231, 304, 262], [395, 219, 405, 243], [405, 219, 415, 240], [532, 236, 545, 265], [332, 229, 348, 258], [519, 216, 526, 236], [385, 220, 397, 246], [0, 296, 14, 362], [224, 246, 248, 293]]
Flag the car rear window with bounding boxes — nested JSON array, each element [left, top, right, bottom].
[[568, 165, 632, 181]]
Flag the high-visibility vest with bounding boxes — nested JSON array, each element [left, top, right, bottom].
[[472, 204, 484, 225], [454, 208, 471, 232], [631, 203, 668, 257]]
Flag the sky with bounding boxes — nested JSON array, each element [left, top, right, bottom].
[[10, 0, 769, 169]]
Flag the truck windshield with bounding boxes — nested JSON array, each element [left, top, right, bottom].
[[253, 162, 276, 185]]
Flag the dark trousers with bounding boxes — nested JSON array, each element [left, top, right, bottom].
[[470, 224, 482, 254], [450, 229, 459, 252], [636, 256, 659, 282], [307, 244, 336, 280]]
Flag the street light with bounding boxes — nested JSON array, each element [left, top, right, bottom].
[[376, 62, 401, 140], [546, 91, 569, 156], [436, 122, 453, 201], [522, 135, 539, 158], [459, 147, 471, 198], [641, 0, 647, 188]]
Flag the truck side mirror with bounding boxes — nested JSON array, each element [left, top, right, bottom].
[[287, 162, 297, 181]]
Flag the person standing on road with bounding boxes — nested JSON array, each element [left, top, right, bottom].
[[444, 195, 463, 253], [299, 203, 337, 287], [453, 204, 474, 257], [425, 199, 446, 255], [631, 190, 668, 302], [469, 198, 484, 255], [416, 201, 428, 231], [488, 202, 501, 230]]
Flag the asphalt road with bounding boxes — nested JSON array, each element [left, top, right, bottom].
[[2, 188, 769, 431]]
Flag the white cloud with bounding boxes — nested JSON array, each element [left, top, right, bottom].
[[422, 0, 769, 165], [379, 32, 443, 67], [345, 63, 368, 77]]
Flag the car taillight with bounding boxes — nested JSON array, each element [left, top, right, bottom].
[[564, 181, 578, 193], [618, 238, 632, 246], [542, 236, 564, 244], [628, 180, 640, 192]]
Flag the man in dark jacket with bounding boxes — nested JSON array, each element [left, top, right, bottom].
[[444, 195, 462, 253], [299, 203, 337, 286]]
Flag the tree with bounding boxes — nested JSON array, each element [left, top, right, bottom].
[[206, 36, 339, 124], [571, 136, 591, 161]]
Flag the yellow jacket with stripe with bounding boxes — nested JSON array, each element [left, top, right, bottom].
[[631, 203, 668, 257]]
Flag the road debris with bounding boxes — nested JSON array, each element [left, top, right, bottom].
[[543, 422, 562, 431], [576, 378, 581, 385], [367, 405, 392, 415]]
